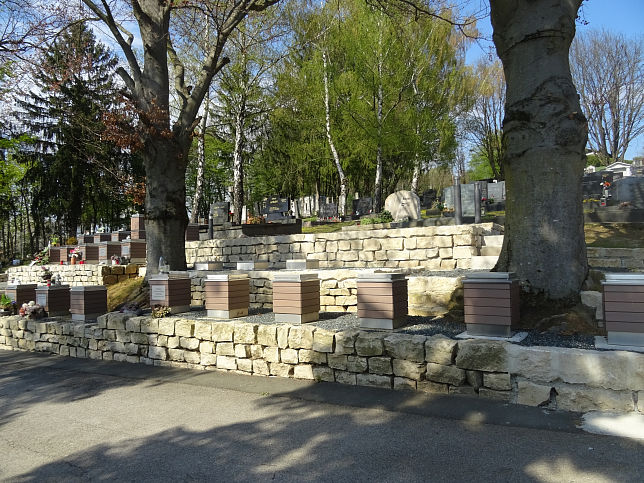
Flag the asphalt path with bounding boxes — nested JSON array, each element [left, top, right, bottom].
[[0, 349, 642, 482]]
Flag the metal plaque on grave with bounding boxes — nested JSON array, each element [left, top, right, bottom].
[[36, 293, 47, 307], [150, 285, 166, 301], [211, 201, 229, 225], [121, 245, 130, 257], [352, 197, 372, 216], [99, 246, 107, 258], [319, 203, 337, 218]]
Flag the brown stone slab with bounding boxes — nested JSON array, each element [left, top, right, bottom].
[[463, 282, 512, 290], [464, 305, 513, 317], [464, 288, 512, 299], [273, 291, 320, 302], [605, 321, 644, 333], [357, 282, 407, 294], [464, 296, 512, 308], [6, 286, 37, 306], [604, 311, 644, 323], [463, 314, 512, 326], [603, 302, 644, 313], [273, 297, 320, 308], [94, 233, 111, 243], [273, 303, 320, 315], [273, 281, 320, 294], [358, 307, 407, 319], [130, 230, 146, 240], [604, 284, 644, 293], [603, 291, 644, 303], [357, 293, 408, 304], [206, 294, 249, 305]]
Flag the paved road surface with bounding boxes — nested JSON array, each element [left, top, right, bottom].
[[0, 350, 642, 482]]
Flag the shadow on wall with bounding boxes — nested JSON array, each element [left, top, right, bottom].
[[1, 352, 642, 481]]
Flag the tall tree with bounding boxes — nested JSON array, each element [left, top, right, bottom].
[[19, 23, 131, 239], [80, 0, 280, 272], [571, 29, 644, 164], [491, 0, 588, 301], [464, 58, 505, 180]]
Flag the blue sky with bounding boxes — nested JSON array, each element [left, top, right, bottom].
[[467, 0, 644, 159]]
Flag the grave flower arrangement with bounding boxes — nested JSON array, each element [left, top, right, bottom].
[[151, 304, 171, 318], [41, 266, 53, 283], [20, 301, 45, 319], [33, 246, 50, 265]]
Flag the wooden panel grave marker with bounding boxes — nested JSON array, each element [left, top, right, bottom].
[[5, 283, 37, 307], [273, 273, 320, 324], [35, 285, 70, 316], [205, 273, 249, 318], [463, 272, 520, 337], [603, 273, 644, 347], [357, 272, 408, 329], [149, 272, 191, 314], [69, 285, 107, 321]]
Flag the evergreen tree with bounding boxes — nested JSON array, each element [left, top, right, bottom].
[[19, 23, 140, 240]]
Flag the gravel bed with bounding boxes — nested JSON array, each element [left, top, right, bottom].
[[150, 308, 598, 350]]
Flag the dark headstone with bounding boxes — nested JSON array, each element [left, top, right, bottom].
[[319, 203, 338, 219], [421, 190, 436, 208], [211, 202, 229, 225], [352, 197, 372, 216], [261, 196, 290, 215]]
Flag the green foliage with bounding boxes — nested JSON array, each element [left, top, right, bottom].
[[361, 210, 394, 224], [467, 149, 495, 181], [586, 154, 602, 167]]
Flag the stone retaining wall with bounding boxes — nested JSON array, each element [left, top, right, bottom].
[[186, 223, 501, 270], [5, 264, 140, 287], [189, 270, 463, 316], [587, 247, 644, 270], [0, 314, 641, 413]]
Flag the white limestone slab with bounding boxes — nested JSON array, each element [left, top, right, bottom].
[[456, 331, 528, 342], [595, 336, 644, 353]]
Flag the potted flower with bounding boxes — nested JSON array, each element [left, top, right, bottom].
[[0, 294, 17, 316], [70, 246, 81, 265], [41, 266, 53, 285]]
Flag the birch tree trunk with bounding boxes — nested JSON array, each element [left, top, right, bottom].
[[232, 98, 246, 225], [322, 51, 347, 217], [491, 0, 588, 301], [373, 23, 384, 213], [190, 94, 209, 223]]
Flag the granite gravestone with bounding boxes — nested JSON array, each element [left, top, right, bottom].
[[384, 190, 421, 221], [261, 196, 290, 222], [211, 202, 229, 225], [613, 177, 644, 208], [421, 189, 436, 208], [318, 203, 338, 219], [352, 197, 372, 216]]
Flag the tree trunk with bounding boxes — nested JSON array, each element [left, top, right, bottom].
[[322, 51, 347, 217], [491, 0, 588, 301], [144, 136, 189, 273], [190, 94, 210, 223], [232, 100, 246, 225], [373, 26, 384, 214]]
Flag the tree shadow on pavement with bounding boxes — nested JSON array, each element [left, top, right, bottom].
[[2, 353, 642, 482]]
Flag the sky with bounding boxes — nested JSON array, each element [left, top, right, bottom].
[[466, 0, 644, 160]]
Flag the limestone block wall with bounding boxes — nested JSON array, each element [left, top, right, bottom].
[[5, 264, 141, 287], [587, 247, 644, 270], [1, 314, 642, 414], [189, 269, 463, 316], [186, 223, 501, 270]]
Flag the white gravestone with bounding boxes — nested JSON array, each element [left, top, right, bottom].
[[384, 190, 421, 221]]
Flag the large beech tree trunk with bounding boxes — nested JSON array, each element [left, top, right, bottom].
[[491, 0, 588, 301], [144, 136, 190, 272]]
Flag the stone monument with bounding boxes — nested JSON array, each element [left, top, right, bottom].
[[384, 190, 421, 221]]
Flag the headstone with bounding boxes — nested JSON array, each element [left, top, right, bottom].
[[352, 197, 372, 216], [613, 177, 644, 208], [486, 181, 505, 202], [421, 190, 436, 208], [211, 202, 229, 225], [384, 190, 421, 221], [318, 203, 337, 219], [261, 196, 290, 221]]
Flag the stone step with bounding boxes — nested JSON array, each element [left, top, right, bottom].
[[483, 235, 504, 247], [470, 255, 499, 270], [480, 246, 502, 257]]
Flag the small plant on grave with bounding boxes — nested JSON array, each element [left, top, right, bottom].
[[151, 304, 171, 318], [246, 214, 263, 224], [33, 246, 50, 265], [0, 294, 16, 315], [41, 266, 53, 283], [66, 236, 77, 245]]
